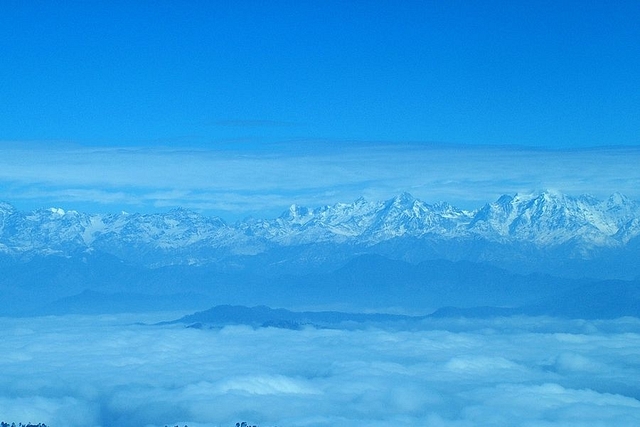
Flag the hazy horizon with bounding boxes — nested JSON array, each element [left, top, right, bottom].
[[1, 143, 639, 220]]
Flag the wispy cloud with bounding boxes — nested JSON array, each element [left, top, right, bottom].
[[1, 142, 639, 217], [211, 119, 302, 128]]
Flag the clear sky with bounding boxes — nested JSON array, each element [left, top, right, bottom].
[[1, 1, 639, 217]]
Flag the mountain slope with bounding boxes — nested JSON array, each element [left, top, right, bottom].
[[1, 191, 640, 316], [1, 191, 639, 263]]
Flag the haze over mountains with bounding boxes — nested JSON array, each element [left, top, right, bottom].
[[1, 191, 639, 317]]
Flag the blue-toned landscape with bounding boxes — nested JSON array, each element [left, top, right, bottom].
[[1, 191, 640, 318], [1, 192, 640, 426], [2, 1, 640, 426]]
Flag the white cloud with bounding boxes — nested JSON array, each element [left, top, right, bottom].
[[1, 314, 639, 426], [214, 375, 320, 395], [1, 142, 640, 218], [461, 383, 640, 426]]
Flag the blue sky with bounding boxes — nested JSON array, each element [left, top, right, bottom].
[[1, 1, 639, 217]]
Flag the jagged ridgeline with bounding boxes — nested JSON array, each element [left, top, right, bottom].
[[1, 192, 639, 316]]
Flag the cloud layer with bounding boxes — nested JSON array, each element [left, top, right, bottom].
[[1, 142, 640, 218], [1, 314, 639, 426]]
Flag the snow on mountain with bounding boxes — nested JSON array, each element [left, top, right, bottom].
[[468, 191, 629, 246], [1, 206, 93, 254], [241, 193, 474, 245], [0, 191, 639, 264], [370, 193, 473, 238], [613, 218, 640, 244], [90, 208, 227, 249]]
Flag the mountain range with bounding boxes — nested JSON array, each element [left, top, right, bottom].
[[2, 190, 639, 261], [1, 191, 639, 316]]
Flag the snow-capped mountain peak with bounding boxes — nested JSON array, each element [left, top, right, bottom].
[[0, 201, 17, 214], [0, 192, 638, 265]]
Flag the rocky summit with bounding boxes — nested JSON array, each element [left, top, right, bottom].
[[1, 191, 639, 265]]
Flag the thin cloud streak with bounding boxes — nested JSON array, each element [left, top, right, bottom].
[[1, 142, 639, 217], [211, 119, 302, 128]]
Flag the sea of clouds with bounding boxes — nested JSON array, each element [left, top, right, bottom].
[[1, 313, 640, 427]]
